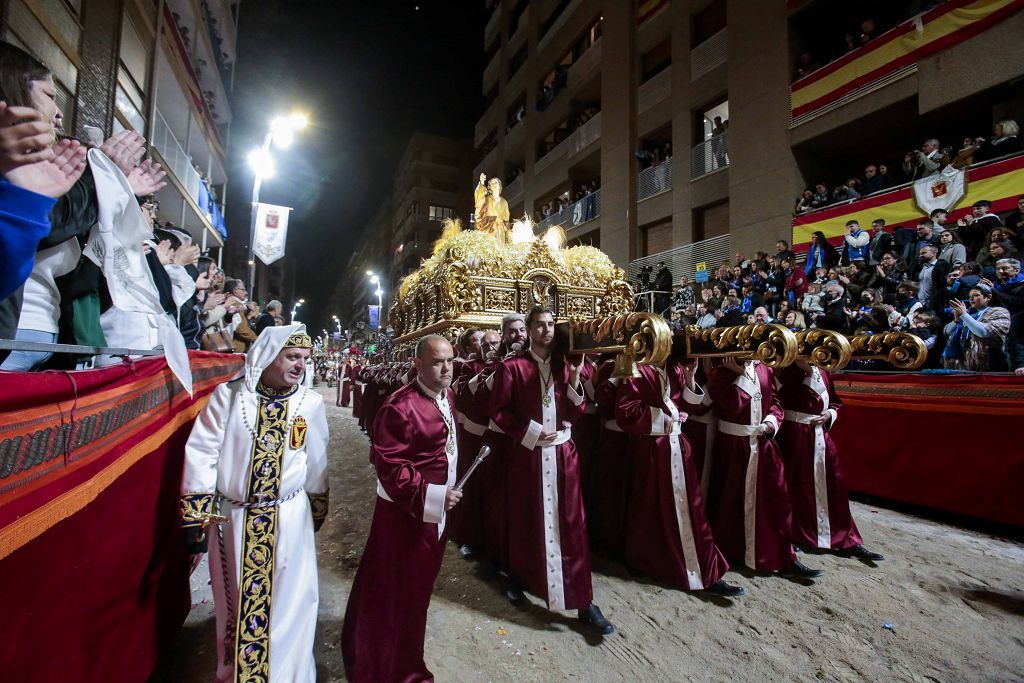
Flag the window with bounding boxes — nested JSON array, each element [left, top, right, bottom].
[[692, 0, 726, 48], [697, 99, 729, 142], [428, 205, 455, 221], [641, 38, 671, 82], [643, 221, 673, 257], [693, 201, 729, 242]]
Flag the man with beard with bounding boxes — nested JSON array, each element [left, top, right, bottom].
[[499, 311, 528, 355], [342, 335, 463, 682], [489, 307, 614, 635]]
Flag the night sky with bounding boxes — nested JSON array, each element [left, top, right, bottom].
[[224, 1, 486, 332]]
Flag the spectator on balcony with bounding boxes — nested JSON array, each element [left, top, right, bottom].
[[256, 300, 283, 335], [980, 240, 1019, 278], [803, 231, 839, 276], [653, 261, 673, 315], [937, 229, 967, 268], [884, 281, 923, 330], [942, 285, 1010, 371], [973, 119, 1020, 163], [877, 163, 898, 189], [859, 18, 877, 46], [867, 219, 892, 265], [949, 136, 979, 170], [794, 189, 816, 215], [912, 244, 951, 312], [985, 258, 1024, 374], [907, 310, 942, 366], [711, 117, 728, 168], [794, 51, 821, 80], [222, 278, 257, 352], [862, 165, 885, 195], [913, 219, 941, 258], [739, 282, 764, 316], [811, 183, 830, 209], [775, 240, 795, 264], [752, 306, 773, 325], [777, 299, 793, 322], [903, 139, 945, 181], [840, 220, 870, 264], [949, 262, 982, 304], [1001, 195, 1024, 239], [832, 179, 861, 204]]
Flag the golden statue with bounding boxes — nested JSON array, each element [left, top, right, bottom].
[[474, 172, 510, 243]]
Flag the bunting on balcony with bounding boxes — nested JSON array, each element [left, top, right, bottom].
[[792, 154, 1024, 250], [790, 0, 1024, 121]]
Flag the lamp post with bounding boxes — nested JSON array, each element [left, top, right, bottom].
[[291, 299, 304, 323], [247, 113, 308, 299]]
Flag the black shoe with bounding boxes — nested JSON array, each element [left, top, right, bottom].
[[782, 559, 825, 579], [703, 579, 746, 598], [459, 544, 476, 558], [505, 582, 525, 605], [840, 544, 884, 562], [578, 604, 615, 635]]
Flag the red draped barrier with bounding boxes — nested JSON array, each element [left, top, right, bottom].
[[831, 372, 1024, 526], [0, 352, 243, 682]]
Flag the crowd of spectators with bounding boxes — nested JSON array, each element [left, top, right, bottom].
[[795, 120, 1021, 215], [0, 41, 287, 373], [635, 203, 1024, 375], [535, 104, 600, 158]]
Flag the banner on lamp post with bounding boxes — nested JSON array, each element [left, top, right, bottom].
[[253, 202, 292, 265], [368, 305, 380, 330]]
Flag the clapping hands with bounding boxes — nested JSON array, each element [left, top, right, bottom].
[[0, 103, 86, 197]]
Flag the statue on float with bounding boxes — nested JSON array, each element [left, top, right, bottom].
[[474, 172, 510, 243]]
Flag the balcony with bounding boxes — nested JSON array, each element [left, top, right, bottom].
[[567, 38, 601, 94], [505, 175, 524, 203], [638, 158, 672, 200], [638, 65, 671, 114], [791, 152, 1024, 250], [690, 28, 726, 81], [538, 0, 582, 54], [537, 189, 601, 231], [690, 132, 729, 179], [789, 2, 1013, 125], [484, 2, 502, 48], [628, 235, 731, 295]]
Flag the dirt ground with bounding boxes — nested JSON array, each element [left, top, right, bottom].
[[154, 384, 1024, 682]]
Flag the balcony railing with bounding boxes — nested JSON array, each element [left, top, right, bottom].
[[691, 132, 729, 179], [628, 234, 731, 295], [691, 29, 727, 81], [639, 159, 673, 200], [152, 108, 201, 201], [537, 189, 601, 231]]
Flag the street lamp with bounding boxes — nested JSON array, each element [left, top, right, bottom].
[[291, 300, 303, 323], [366, 272, 384, 329], [247, 112, 310, 300]]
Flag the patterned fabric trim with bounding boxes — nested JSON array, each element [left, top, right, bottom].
[[308, 492, 329, 526], [232, 395, 287, 683], [180, 493, 215, 528]]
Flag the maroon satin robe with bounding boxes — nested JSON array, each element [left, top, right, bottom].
[[342, 381, 456, 683], [585, 359, 630, 558], [352, 366, 365, 420], [704, 362, 795, 572], [489, 352, 593, 611], [615, 363, 729, 590], [450, 357, 487, 550], [777, 366, 863, 551]]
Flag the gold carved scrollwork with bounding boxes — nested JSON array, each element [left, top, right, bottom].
[[683, 323, 799, 368], [565, 295, 594, 319], [484, 288, 516, 311], [794, 328, 853, 371], [848, 332, 928, 369], [570, 312, 673, 378]]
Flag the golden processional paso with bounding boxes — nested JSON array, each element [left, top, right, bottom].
[[390, 221, 926, 374]]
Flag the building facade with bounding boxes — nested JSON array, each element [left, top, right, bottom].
[[473, 0, 1024, 282], [332, 132, 474, 331], [1, 0, 237, 257]]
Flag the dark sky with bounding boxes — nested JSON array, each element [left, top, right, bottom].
[[224, 1, 486, 332]]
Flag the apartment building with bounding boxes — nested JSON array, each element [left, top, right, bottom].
[[1, 0, 238, 257], [332, 132, 474, 330], [473, 0, 1024, 281]]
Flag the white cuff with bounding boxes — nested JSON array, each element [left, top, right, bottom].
[[683, 385, 704, 406], [424, 483, 447, 524], [468, 374, 481, 395], [522, 420, 543, 451], [485, 373, 496, 390], [650, 407, 668, 435], [566, 382, 585, 406], [826, 408, 838, 430], [761, 414, 780, 437]]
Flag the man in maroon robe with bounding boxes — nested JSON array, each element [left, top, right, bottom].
[[339, 360, 353, 407], [777, 363, 883, 561], [342, 335, 463, 683], [489, 307, 614, 635], [704, 357, 824, 580], [615, 358, 744, 596], [585, 356, 630, 559]]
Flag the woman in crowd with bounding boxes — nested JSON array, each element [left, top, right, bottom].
[[942, 285, 1010, 371], [979, 240, 1018, 278], [937, 229, 967, 268], [803, 231, 839, 277]]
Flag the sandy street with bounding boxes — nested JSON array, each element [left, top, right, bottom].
[[155, 385, 1024, 682]]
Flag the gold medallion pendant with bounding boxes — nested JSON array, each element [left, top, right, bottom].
[[290, 415, 308, 449]]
